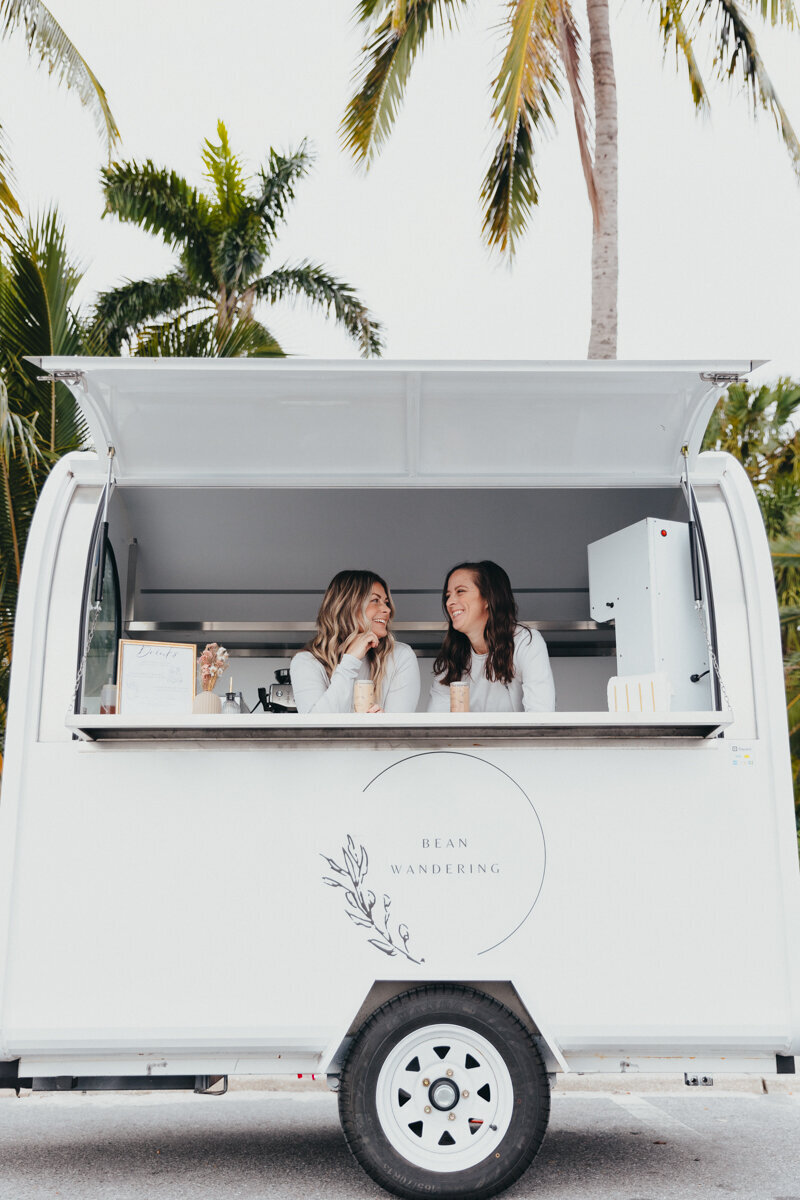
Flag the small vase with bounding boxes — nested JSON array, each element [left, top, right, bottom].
[[193, 690, 222, 714]]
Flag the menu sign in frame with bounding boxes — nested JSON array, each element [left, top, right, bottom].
[[116, 640, 196, 716]]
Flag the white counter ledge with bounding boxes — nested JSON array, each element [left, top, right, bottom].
[[66, 710, 733, 743]]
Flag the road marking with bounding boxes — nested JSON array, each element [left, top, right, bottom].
[[604, 1092, 707, 1139]]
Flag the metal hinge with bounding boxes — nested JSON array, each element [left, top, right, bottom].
[[36, 369, 87, 390], [699, 371, 747, 385]]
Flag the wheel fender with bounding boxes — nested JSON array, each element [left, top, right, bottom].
[[322, 979, 568, 1077]]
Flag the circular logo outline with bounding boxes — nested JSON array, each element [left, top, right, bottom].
[[363, 750, 547, 955]]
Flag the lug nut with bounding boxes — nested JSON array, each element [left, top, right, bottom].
[[446, 1069, 454, 1077], [462, 1090, 469, 1098], [422, 1078, 430, 1086]]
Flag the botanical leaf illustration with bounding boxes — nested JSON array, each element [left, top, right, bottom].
[[320, 835, 423, 963], [368, 938, 398, 956]]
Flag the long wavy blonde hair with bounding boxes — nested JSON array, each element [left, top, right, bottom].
[[306, 570, 396, 695]]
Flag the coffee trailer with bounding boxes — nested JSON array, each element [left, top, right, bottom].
[[1, 359, 798, 1199]]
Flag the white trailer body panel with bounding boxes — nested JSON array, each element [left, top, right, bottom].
[[1, 359, 798, 1089], [1, 738, 793, 1066]]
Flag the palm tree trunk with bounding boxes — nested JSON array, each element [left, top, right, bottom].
[[586, 0, 618, 359]]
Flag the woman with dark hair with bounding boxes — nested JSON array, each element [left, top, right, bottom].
[[427, 561, 555, 713], [291, 569, 420, 714]]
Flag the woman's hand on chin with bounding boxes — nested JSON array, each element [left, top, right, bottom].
[[344, 630, 380, 660]]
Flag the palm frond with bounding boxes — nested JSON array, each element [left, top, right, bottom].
[[202, 120, 247, 218], [130, 311, 211, 357], [216, 316, 283, 358], [131, 311, 283, 358], [0, 122, 21, 221], [100, 161, 213, 282], [254, 261, 385, 357], [770, 377, 800, 427], [702, 380, 800, 492], [0, 0, 120, 155], [0, 383, 42, 480], [481, 0, 561, 255], [92, 272, 198, 354], [760, 480, 800, 538], [751, 0, 796, 29], [0, 210, 89, 454], [215, 312, 284, 352], [354, 0, 395, 20], [700, 0, 800, 178], [211, 209, 269, 296], [342, 0, 468, 165], [654, 0, 709, 108], [555, 0, 599, 228], [254, 141, 314, 242]]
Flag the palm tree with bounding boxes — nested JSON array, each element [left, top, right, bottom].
[[93, 122, 384, 358], [702, 379, 800, 846], [0, 379, 41, 770], [0, 209, 93, 763], [0, 0, 119, 219], [342, 0, 800, 358], [702, 379, 800, 539]]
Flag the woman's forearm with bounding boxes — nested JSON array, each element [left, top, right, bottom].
[[290, 653, 361, 714]]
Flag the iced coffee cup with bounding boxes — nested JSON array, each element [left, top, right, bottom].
[[353, 680, 376, 713], [450, 681, 470, 713]]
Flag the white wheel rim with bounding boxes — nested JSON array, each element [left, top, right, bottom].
[[375, 1022, 515, 1173]]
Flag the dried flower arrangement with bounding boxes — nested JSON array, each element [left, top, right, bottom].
[[198, 642, 229, 693]]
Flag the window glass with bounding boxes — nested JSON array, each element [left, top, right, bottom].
[[77, 534, 120, 714]]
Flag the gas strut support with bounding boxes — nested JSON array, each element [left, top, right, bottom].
[[92, 446, 116, 606], [682, 445, 703, 604], [681, 445, 723, 712]]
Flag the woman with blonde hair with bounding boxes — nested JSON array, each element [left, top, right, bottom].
[[290, 570, 420, 714]]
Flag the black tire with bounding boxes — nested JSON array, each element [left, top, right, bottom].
[[338, 984, 550, 1200]]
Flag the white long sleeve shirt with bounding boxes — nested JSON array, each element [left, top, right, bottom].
[[290, 641, 421, 714], [427, 627, 555, 713]]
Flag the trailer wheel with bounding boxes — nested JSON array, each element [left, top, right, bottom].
[[338, 985, 550, 1200]]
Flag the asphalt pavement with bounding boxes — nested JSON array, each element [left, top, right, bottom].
[[0, 1075, 798, 1199]]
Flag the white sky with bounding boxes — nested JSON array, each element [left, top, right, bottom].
[[1, 0, 799, 387]]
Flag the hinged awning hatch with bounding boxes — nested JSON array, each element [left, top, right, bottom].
[[29, 358, 762, 487]]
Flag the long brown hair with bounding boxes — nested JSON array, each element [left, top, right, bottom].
[[306, 570, 396, 694], [433, 561, 526, 686]]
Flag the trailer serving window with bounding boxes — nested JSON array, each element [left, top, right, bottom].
[[74, 480, 705, 705], [31, 358, 744, 742]]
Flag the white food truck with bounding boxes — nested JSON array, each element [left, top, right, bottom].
[[1, 359, 798, 1199]]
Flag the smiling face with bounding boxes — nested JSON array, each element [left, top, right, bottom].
[[445, 568, 489, 649], [364, 584, 392, 639]]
